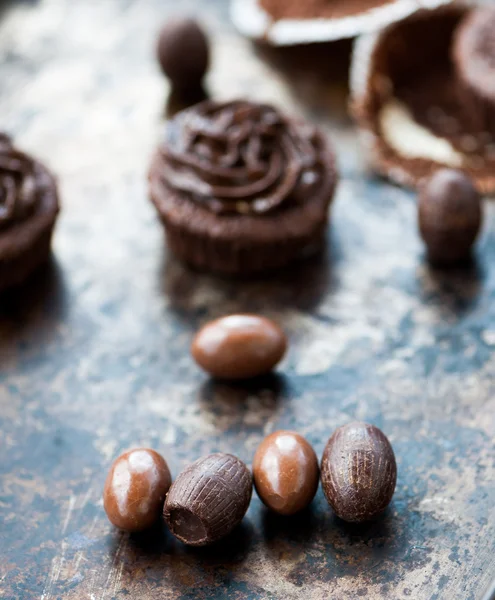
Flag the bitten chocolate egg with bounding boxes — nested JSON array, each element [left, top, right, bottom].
[[103, 448, 172, 532], [163, 453, 252, 546], [321, 423, 397, 523], [253, 431, 319, 515], [157, 18, 209, 91], [191, 314, 287, 380], [418, 169, 483, 265], [350, 4, 495, 195]]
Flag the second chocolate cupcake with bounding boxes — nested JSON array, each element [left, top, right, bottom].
[[149, 100, 338, 276]]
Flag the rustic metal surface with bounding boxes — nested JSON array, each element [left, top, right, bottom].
[[0, 1, 494, 599]]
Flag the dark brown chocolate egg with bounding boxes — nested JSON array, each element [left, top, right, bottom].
[[103, 448, 172, 532], [191, 314, 287, 380], [163, 453, 252, 546], [321, 422, 397, 523], [157, 18, 209, 90], [418, 169, 482, 265], [253, 431, 319, 515]]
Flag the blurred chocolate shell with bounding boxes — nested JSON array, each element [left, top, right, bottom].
[[350, 3, 495, 194], [231, 0, 452, 46]]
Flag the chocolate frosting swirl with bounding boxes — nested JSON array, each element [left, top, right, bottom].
[[161, 101, 327, 215], [0, 133, 40, 230]]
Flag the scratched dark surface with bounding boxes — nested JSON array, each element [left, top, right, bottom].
[[0, 1, 494, 599]]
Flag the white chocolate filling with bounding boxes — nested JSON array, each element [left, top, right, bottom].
[[379, 99, 465, 167]]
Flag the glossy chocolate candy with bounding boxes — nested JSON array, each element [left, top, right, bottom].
[[191, 314, 287, 380], [253, 431, 319, 515], [103, 448, 172, 532]]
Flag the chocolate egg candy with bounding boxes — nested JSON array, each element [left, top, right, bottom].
[[157, 18, 209, 91], [253, 431, 319, 515], [191, 314, 287, 380], [321, 423, 397, 523], [103, 448, 172, 532], [418, 169, 482, 265], [163, 453, 252, 546]]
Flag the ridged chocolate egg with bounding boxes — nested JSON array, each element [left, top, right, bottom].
[[163, 453, 252, 546], [321, 422, 397, 523]]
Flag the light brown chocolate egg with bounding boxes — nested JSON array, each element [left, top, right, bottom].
[[191, 314, 287, 380], [253, 431, 319, 516], [103, 448, 172, 532]]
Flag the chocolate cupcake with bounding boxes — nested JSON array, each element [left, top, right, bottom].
[[351, 3, 495, 194], [149, 100, 337, 276], [0, 134, 60, 290], [231, 0, 452, 46], [452, 6, 495, 138]]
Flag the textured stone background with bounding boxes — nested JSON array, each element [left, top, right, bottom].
[[0, 1, 494, 599]]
